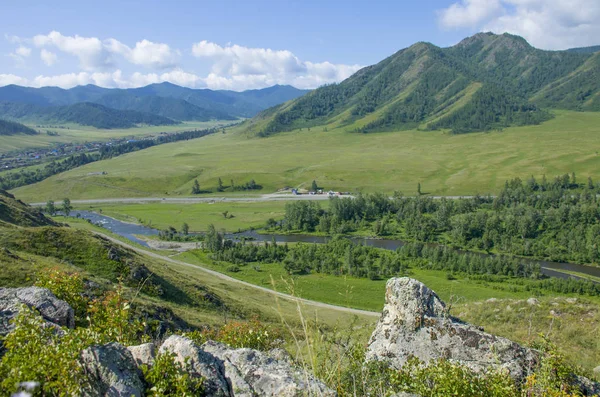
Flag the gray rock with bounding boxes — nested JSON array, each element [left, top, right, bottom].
[[127, 343, 155, 367], [594, 365, 600, 375], [159, 335, 230, 396], [202, 340, 336, 397], [575, 374, 600, 396], [0, 287, 74, 336], [365, 278, 539, 380], [80, 342, 144, 397], [527, 298, 539, 306]]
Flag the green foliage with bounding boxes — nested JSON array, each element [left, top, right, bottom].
[[0, 189, 56, 228], [0, 118, 37, 135], [141, 353, 204, 397], [35, 268, 88, 318], [186, 318, 279, 351]]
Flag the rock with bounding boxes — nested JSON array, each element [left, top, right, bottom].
[[127, 343, 155, 367], [202, 340, 336, 397], [159, 335, 230, 396], [594, 365, 600, 375], [0, 287, 74, 336], [80, 342, 144, 397], [566, 297, 578, 304], [365, 278, 539, 380], [575, 374, 600, 396], [527, 298, 539, 306]]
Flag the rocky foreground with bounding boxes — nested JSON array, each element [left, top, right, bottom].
[[2, 278, 600, 396]]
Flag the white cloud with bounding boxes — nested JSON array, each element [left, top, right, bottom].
[[438, 0, 600, 49], [191, 40, 361, 89], [439, 0, 502, 29], [40, 49, 58, 66], [29, 31, 178, 70], [15, 46, 31, 58], [0, 74, 29, 86]]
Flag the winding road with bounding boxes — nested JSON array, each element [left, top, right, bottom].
[[93, 231, 381, 318]]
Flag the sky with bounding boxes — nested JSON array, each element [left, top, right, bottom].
[[1, 0, 599, 91]]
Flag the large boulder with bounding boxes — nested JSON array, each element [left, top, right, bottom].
[[127, 342, 156, 367], [365, 278, 539, 380], [80, 342, 145, 397], [159, 335, 230, 396], [0, 287, 74, 336], [202, 340, 336, 397]]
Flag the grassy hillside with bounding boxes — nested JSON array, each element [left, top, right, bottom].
[[0, 119, 38, 136], [250, 33, 598, 136], [0, 189, 57, 228], [0, 102, 178, 129], [12, 110, 600, 201]]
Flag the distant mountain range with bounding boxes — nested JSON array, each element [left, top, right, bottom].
[[244, 33, 600, 136], [0, 83, 309, 128]]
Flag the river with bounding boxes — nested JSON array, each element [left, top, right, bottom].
[[73, 210, 600, 281]]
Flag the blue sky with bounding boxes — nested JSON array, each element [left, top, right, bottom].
[[1, 0, 599, 90]]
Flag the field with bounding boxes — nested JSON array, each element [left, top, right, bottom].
[[0, 121, 227, 153], [81, 201, 289, 232], [11, 110, 600, 202]]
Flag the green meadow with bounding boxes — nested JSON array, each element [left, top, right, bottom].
[[12, 110, 600, 202], [0, 121, 225, 153], [81, 201, 289, 233]]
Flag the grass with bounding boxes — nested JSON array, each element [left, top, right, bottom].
[[78, 201, 289, 233], [0, 121, 227, 154], [175, 250, 568, 312], [11, 110, 600, 201]]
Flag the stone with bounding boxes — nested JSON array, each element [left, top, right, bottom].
[[593, 365, 600, 375], [0, 287, 74, 336], [158, 335, 230, 396], [80, 342, 144, 397], [202, 340, 336, 397], [365, 278, 539, 380], [127, 343, 155, 367], [527, 298, 539, 306]]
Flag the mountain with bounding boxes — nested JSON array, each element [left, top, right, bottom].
[[0, 83, 309, 121], [0, 102, 178, 129], [247, 33, 599, 136], [567, 45, 600, 54], [0, 119, 38, 136]]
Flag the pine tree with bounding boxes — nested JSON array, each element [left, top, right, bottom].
[[182, 222, 189, 236], [417, 183, 422, 196], [218, 178, 224, 192], [45, 200, 56, 216], [192, 179, 200, 194], [311, 180, 318, 192], [62, 198, 72, 217]]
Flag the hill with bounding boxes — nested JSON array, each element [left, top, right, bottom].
[[0, 83, 309, 121], [0, 189, 57, 228], [0, 119, 38, 136], [0, 102, 179, 129], [248, 33, 598, 136], [567, 45, 600, 54]]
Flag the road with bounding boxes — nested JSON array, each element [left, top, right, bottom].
[[93, 231, 381, 318], [30, 193, 486, 206]]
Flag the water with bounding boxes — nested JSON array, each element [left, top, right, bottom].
[[74, 210, 600, 281]]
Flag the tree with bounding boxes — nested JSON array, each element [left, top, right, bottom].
[[222, 210, 229, 219], [205, 224, 223, 252], [62, 198, 72, 217], [588, 176, 594, 190], [230, 179, 234, 190], [182, 222, 189, 236], [417, 183, 422, 196], [192, 179, 200, 194], [311, 180, 318, 192], [45, 200, 56, 216], [217, 178, 224, 192]]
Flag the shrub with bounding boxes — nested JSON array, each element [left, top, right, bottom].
[[141, 352, 204, 396], [35, 267, 88, 319], [186, 318, 280, 351]]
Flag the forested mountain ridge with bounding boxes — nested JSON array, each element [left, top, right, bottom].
[[248, 33, 599, 136], [0, 102, 179, 129], [0, 119, 38, 136], [0, 83, 308, 121]]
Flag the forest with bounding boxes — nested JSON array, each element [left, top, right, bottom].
[[278, 174, 600, 265], [0, 119, 38, 136]]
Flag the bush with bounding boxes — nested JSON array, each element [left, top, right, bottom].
[[186, 318, 280, 351], [35, 267, 88, 319], [142, 352, 204, 396]]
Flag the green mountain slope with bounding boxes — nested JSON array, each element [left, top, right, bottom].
[[0, 190, 57, 228], [0, 102, 179, 129], [250, 33, 597, 136], [0, 119, 38, 136]]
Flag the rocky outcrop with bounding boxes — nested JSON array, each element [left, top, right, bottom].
[[80, 342, 144, 397], [127, 342, 156, 367], [159, 335, 231, 396], [202, 340, 335, 397], [0, 287, 74, 336], [366, 278, 539, 380]]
